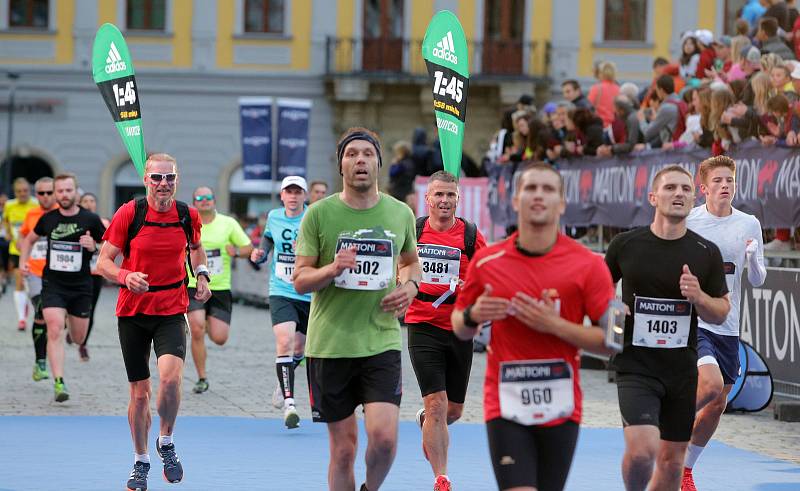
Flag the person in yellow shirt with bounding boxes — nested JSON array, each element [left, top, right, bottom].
[[19, 177, 57, 381], [2, 177, 38, 330]]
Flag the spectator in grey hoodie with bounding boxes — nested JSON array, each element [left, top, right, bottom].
[[758, 16, 796, 60], [637, 74, 682, 148], [597, 96, 644, 156]]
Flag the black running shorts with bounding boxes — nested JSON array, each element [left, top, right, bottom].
[[486, 418, 579, 491], [269, 295, 310, 335], [118, 314, 188, 382], [41, 279, 92, 318], [9, 253, 19, 269], [308, 349, 402, 423], [407, 322, 473, 404], [616, 372, 697, 442], [187, 288, 233, 324]]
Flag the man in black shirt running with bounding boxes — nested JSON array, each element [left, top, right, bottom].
[[605, 165, 729, 491]]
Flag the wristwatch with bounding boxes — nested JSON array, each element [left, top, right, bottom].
[[463, 304, 479, 328], [195, 264, 211, 283]]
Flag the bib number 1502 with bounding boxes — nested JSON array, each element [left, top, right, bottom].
[[352, 260, 379, 276]]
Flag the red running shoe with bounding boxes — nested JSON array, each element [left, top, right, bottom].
[[434, 475, 452, 491], [681, 467, 697, 491]]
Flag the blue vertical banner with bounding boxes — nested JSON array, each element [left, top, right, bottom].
[[239, 96, 273, 180], [276, 98, 312, 179]]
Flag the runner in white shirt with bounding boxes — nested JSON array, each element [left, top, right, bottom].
[[682, 155, 767, 491]]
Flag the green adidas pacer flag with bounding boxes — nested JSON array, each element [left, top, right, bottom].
[[92, 23, 146, 177], [422, 11, 469, 177]]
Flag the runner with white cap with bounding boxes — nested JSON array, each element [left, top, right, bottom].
[[251, 175, 311, 429]]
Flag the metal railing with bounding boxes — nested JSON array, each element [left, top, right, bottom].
[[325, 37, 550, 79]]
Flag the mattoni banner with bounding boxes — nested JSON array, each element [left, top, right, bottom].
[[554, 142, 800, 228], [414, 176, 500, 239], [276, 98, 311, 179], [239, 97, 272, 180], [740, 267, 800, 386]]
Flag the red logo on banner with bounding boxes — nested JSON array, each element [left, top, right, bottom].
[[635, 165, 649, 199], [580, 170, 593, 201], [758, 160, 779, 196]]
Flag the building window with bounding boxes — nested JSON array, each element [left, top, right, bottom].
[[604, 0, 647, 41], [127, 0, 166, 31], [245, 0, 285, 33], [9, 0, 49, 28]]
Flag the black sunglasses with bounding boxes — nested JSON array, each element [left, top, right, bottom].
[[36, 191, 53, 196], [147, 172, 177, 183]]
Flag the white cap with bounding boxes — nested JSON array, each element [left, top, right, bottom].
[[280, 176, 307, 191], [695, 29, 713, 46]]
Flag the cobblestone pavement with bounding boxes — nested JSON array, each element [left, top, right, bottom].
[[1, 284, 798, 465]]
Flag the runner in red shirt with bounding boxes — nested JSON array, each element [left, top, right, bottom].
[[404, 170, 487, 491], [96, 154, 211, 491], [453, 163, 617, 491]]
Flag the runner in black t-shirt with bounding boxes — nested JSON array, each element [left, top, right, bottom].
[[18, 174, 105, 403], [605, 165, 729, 491]]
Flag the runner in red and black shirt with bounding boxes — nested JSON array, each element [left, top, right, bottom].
[[404, 170, 486, 491], [453, 163, 617, 491], [96, 154, 211, 491]]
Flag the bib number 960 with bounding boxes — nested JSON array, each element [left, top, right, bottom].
[[521, 388, 552, 406]]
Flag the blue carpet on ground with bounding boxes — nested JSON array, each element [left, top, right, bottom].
[[0, 416, 797, 490]]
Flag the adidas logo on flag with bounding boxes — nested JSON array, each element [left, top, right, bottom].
[[432, 31, 458, 64], [105, 42, 127, 74]]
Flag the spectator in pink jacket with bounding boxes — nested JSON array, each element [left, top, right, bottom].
[[588, 61, 620, 127]]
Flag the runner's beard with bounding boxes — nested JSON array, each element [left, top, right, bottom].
[[151, 186, 175, 208]]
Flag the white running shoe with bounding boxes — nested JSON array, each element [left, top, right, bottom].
[[272, 385, 284, 409], [284, 405, 300, 429]]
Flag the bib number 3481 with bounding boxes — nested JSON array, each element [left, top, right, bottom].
[[499, 359, 574, 426]]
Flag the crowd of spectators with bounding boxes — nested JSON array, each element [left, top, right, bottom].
[[484, 1, 800, 254]]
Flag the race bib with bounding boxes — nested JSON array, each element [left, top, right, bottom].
[[49, 240, 82, 272], [275, 252, 295, 283], [499, 359, 574, 426], [334, 238, 394, 291], [31, 238, 48, 260], [632, 296, 692, 348], [418, 244, 461, 284], [207, 249, 223, 276], [723, 262, 736, 293]]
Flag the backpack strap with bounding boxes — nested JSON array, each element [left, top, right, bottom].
[[415, 215, 428, 241], [459, 217, 478, 260], [124, 197, 149, 258], [175, 200, 195, 277]]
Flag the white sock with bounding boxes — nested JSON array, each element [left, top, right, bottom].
[[685, 443, 704, 469], [159, 434, 173, 447], [135, 453, 150, 464], [284, 397, 295, 408], [14, 291, 27, 321]]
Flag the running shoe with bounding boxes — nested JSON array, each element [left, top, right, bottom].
[[156, 438, 184, 483], [681, 467, 697, 491], [78, 344, 89, 362], [32, 360, 49, 382], [434, 475, 452, 491], [127, 461, 150, 491], [416, 408, 426, 429], [17, 319, 26, 331], [54, 380, 69, 402], [272, 385, 283, 408], [284, 404, 300, 429], [193, 378, 209, 394]]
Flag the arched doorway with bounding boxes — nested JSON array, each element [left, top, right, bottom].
[[114, 160, 145, 209], [1, 155, 54, 196]]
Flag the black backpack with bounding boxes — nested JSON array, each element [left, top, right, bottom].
[[124, 197, 195, 278], [415, 216, 478, 260]]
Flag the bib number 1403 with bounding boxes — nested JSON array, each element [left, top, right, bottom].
[[647, 319, 678, 334]]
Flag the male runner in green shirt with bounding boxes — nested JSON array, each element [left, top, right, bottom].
[[294, 127, 422, 491], [187, 186, 253, 393]]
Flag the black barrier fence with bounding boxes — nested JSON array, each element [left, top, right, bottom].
[[487, 141, 800, 230]]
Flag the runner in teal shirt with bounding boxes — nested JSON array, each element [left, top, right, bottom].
[[250, 176, 311, 429]]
